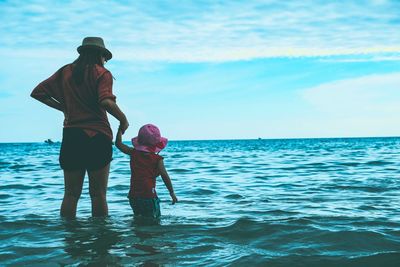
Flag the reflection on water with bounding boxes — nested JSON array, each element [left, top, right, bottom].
[[63, 219, 123, 265], [61, 217, 174, 266]]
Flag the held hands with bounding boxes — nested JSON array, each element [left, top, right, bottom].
[[170, 192, 178, 205], [119, 119, 129, 134]]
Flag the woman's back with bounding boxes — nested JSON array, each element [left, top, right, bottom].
[[31, 64, 116, 140]]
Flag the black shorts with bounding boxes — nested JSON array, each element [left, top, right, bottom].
[[59, 128, 113, 171]]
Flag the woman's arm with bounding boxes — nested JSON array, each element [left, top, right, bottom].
[[35, 96, 64, 112], [100, 98, 129, 133], [158, 159, 178, 204], [115, 128, 134, 155], [31, 69, 64, 112]]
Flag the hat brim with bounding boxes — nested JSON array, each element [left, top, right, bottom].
[[77, 45, 112, 61], [131, 137, 168, 153]]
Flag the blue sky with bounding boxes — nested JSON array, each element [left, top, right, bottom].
[[1, 0, 400, 142]]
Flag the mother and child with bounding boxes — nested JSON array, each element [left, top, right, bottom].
[[30, 37, 178, 219]]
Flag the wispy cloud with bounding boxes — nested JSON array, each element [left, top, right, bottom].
[[319, 54, 400, 63], [301, 72, 400, 115], [297, 72, 400, 137], [1, 0, 400, 62]]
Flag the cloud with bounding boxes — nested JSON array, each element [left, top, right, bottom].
[[294, 72, 400, 137], [1, 0, 400, 62], [301, 72, 400, 116], [319, 54, 400, 63]]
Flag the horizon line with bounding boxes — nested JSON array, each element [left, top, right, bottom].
[[2, 135, 399, 144]]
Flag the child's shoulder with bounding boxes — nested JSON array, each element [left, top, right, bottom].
[[133, 150, 163, 160]]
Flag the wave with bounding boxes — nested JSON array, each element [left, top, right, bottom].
[[224, 193, 243, 199], [230, 252, 400, 267], [324, 185, 393, 193], [0, 184, 46, 190], [365, 160, 392, 166], [189, 188, 217, 195]]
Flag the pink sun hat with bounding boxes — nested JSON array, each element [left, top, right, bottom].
[[132, 124, 168, 153]]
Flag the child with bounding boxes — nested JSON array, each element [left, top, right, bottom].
[[115, 124, 177, 218]]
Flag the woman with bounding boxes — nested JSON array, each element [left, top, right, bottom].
[[31, 37, 128, 218]]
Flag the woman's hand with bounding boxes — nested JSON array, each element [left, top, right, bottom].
[[40, 97, 64, 112], [119, 120, 129, 134], [170, 192, 178, 205]]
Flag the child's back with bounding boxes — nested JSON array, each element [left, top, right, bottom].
[[129, 150, 162, 198], [115, 124, 177, 218]]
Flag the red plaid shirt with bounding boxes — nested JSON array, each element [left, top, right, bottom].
[[31, 64, 116, 140]]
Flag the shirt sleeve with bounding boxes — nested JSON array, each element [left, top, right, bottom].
[[30, 69, 63, 101], [97, 71, 116, 103]]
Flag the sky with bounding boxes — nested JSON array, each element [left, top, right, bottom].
[[1, 0, 400, 142]]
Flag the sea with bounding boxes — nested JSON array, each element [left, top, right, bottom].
[[1, 138, 400, 266]]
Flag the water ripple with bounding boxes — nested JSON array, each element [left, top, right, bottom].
[[1, 138, 400, 265]]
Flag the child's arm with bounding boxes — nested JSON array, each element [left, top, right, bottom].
[[115, 128, 134, 155], [158, 159, 178, 204]]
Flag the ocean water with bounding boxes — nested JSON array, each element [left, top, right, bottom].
[[1, 138, 400, 266]]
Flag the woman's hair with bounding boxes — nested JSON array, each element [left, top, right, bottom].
[[72, 48, 104, 85]]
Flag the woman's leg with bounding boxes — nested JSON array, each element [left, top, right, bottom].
[[88, 163, 110, 217], [61, 169, 85, 219]]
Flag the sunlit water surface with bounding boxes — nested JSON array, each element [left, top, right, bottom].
[[1, 138, 400, 266]]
